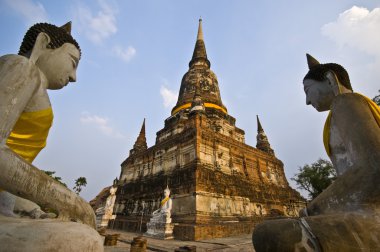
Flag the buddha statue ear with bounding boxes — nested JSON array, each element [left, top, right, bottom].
[[325, 71, 340, 96], [306, 53, 320, 69], [60, 21, 72, 34], [29, 32, 51, 64]]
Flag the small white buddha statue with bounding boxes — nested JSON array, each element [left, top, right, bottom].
[[151, 185, 172, 223]]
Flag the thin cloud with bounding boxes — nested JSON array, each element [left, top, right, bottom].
[[5, 0, 48, 24], [322, 6, 380, 56], [74, 0, 118, 44], [113, 45, 136, 62], [160, 84, 177, 108], [80, 112, 124, 138]]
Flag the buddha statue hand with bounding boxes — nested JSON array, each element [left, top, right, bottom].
[[0, 147, 96, 228]]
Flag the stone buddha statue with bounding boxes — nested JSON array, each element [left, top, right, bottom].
[[151, 185, 172, 223], [252, 54, 380, 251], [105, 187, 117, 216], [0, 22, 102, 251], [145, 185, 174, 239]]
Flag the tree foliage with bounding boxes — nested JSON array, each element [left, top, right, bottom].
[[292, 159, 336, 200], [43, 171, 87, 195], [73, 177, 87, 195], [43, 170, 67, 187]]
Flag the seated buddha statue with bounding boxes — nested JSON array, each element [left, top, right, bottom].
[[252, 54, 380, 251], [150, 185, 172, 223], [0, 22, 102, 251], [0, 20, 103, 251]]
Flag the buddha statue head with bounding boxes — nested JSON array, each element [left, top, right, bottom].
[[19, 22, 81, 90], [18, 22, 80, 57], [164, 185, 170, 198], [303, 54, 352, 111]]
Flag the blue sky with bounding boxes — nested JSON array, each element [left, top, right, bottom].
[[1, 0, 379, 200]]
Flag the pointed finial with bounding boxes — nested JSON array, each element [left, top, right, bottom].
[[257, 115, 263, 133], [306, 53, 320, 69], [140, 118, 146, 134], [60, 21, 72, 34], [131, 118, 147, 153], [197, 18, 204, 41], [256, 115, 274, 155]]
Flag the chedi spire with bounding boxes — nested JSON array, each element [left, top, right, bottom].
[[130, 119, 147, 155], [189, 18, 210, 68], [256, 115, 274, 155], [171, 19, 227, 116]]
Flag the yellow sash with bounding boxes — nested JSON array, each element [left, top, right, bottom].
[[160, 196, 170, 206], [6, 107, 53, 163], [323, 93, 380, 156]]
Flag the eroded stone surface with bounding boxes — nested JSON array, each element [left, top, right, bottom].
[[0, 215, 104, 252]]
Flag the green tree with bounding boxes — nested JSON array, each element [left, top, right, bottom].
[[373, 90, 380, 106], [292, 159, 336, 200], [43, 170, 67, 187], [73, 177, 87, 195], [43, 171, 88, 195]]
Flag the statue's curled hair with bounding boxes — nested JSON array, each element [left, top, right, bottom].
[[18, 23, 81, 57], [304, 63, 352, 91]]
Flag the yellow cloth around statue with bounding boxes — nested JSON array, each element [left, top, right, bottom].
[[323, 93, 380, 156], [6, 107, 53, 163], [160, 197, 170, 206]]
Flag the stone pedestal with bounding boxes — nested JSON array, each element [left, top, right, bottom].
[[145, 222, 174, 239], [145, 212, 174, 240]]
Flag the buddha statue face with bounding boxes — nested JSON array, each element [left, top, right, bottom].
[[303, 78, 335, 112], [36, 43, 80, 90], [303, 54, 352, 112], [109, 186, 117, 195], [19, 22, 81, 90], [164, 188, 170, 197]]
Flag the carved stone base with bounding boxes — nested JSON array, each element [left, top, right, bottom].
[[145, 222, 174, 240]]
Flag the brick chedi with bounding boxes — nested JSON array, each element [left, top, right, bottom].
[[112, 19, 305, 240]]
